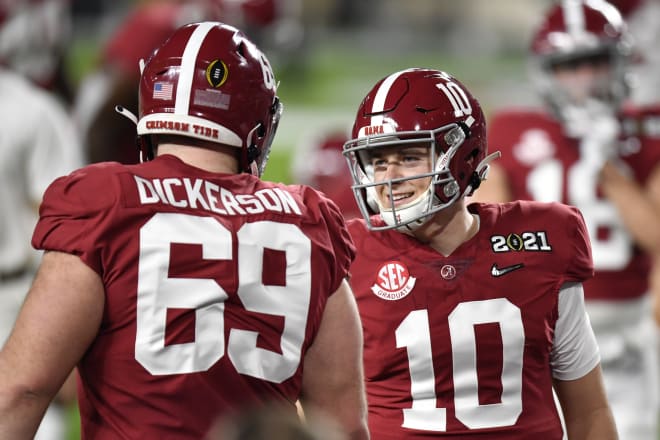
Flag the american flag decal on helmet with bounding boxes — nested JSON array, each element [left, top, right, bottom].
[[153, 82, 173, 100]]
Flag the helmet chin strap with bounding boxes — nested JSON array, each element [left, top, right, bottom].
[[115, 106, 147, 162], [115, 105, 138, 125], [378, 187, 435, 232], [464, 151, 501, 197]]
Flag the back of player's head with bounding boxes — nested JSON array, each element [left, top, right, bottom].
[[135, 21, 282, 176]]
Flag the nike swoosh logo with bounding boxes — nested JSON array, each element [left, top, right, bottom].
[[491, 263, 524, 277]]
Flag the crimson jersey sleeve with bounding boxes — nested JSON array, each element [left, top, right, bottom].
[[487, 106, 652, 301], [304, 185, 356, 291], [563, 204, 594, 282], [510, 201, 594, 284], [32, 163, 119, 274]]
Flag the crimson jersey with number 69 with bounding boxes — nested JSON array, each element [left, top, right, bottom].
[[347, 201, 594, 439], [489, 105, 660, 301], [32, 154, 355, 440]]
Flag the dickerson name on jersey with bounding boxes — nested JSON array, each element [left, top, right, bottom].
[[134, 176, 302, 216]]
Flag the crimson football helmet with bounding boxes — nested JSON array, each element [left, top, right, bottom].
[[121, 21, 282, 176], [530, 0, 633, 116], [343, 68, 498, 231]]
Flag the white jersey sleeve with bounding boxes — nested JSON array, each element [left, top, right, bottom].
[[550, 282, 601, 380]]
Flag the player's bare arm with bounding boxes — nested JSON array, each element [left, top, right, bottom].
[[299, 279, 369, 440], [599, 160, 660, 255], [0, 251, 104, 438], [554, 366, 618, 440]]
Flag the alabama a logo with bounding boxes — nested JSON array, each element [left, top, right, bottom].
[[371, 261, 417, 300]]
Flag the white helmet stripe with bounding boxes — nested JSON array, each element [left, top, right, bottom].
[[369, 69, 411, 126], [175, 22, 215, 114], [562, 0, 585, 37]]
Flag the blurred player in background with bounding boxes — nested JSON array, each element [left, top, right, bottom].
[[473, 1, 660, 438], [0, 21, 368, 439], [292, 129, 361, 220], [0, 0, 75, 104], [0, 61, 82, 440], [203, 0, 304, 68], [342, 67, 617, 439], [73, 0, 206, 164], [609, 0, 660, 328], [0, 3, 82, 439], [610, 0, 660, 105]]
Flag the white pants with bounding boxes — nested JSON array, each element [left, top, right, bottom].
[[586, 296, 658, 440], [1, 274, 69, 440]]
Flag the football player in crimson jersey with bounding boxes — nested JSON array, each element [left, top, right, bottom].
[[342, 67, 617, 439], [472, 1, 660, 438], [0, 22, 369, 440]]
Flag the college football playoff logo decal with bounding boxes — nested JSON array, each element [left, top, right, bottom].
[[206, 60, 229, 87], [371, 261, 417, 300]]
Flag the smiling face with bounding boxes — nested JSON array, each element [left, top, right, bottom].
[[367, 144, 433, 210]]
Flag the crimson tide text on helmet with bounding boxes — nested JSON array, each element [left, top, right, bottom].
[[343, 68, 499, 231], [121, 21, 282, 176], [529, 0, 633, 115]]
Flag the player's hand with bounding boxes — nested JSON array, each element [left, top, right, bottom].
[[561, 98, 620, 167]]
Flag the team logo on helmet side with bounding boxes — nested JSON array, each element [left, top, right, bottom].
[[206, 59, 229, 88], [371, 261, 417, 300]]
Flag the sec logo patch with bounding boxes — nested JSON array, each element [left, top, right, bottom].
[[371, 261, 416, 300]]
